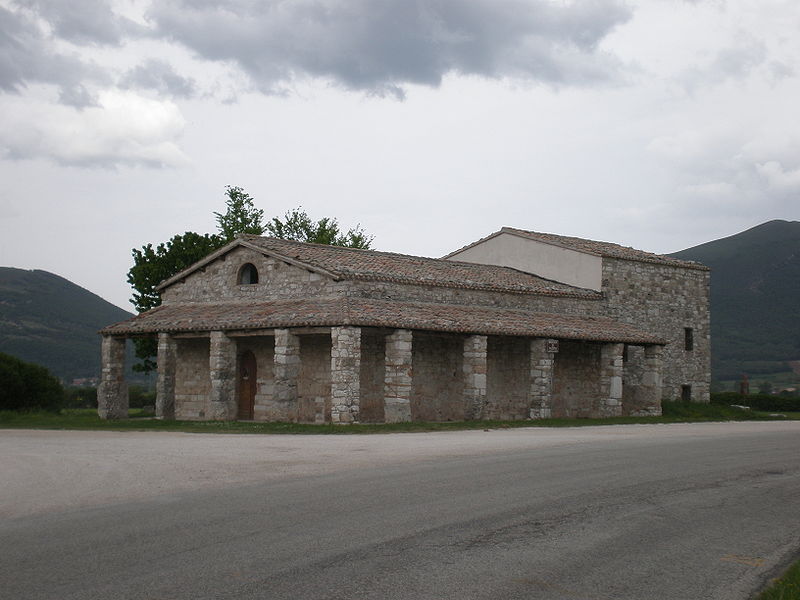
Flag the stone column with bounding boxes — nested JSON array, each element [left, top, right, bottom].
[[599, 343, 625, 417], [384, 329, 413, 423], [156, 332, 177, 419], [331, 326, 361, 424], [209, 331, 236, 420], [274, 328, 300, 422], [463, 335, 487, 420], [98, 335, 129, 420], [637, 345, 664, 416], [529, 339, 555, 419]]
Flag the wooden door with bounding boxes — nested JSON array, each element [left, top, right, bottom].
[[238, 351, 257, 420]]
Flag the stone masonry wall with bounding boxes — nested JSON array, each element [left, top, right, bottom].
[[359, 330, 386, 423], [298, 334, 332, 424], [349, 280, 601, 314], [485, 336, 530, 420], [273, 329, 300, 422], [598, 343, 624, 417], [551, 340, 601, 418], [411, 332, 465, 421], [529, 339, 555, 419], [602, 258, 710, 402], [98, 336, 128, 419], [384, 329, 412, 423], [463, 335, 488, 420], [331, 326, 361, 423], [175, 338, 211, 419], [161, 246, 343, 304]]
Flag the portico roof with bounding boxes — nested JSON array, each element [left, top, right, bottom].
[[101, 297, 665, 345]]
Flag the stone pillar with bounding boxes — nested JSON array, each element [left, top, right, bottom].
[[156, 332, 177, 419], [529, 339, 555, 419], [98, 335, 129, 420], [331, 326, 361, 424], [637, 345, 664, 416], [209, 331, 236, 420], [463, 335, 487, 420], [274, 328, 300, 422], [384, 329, 413, 423], [599, 343, 625, 417]]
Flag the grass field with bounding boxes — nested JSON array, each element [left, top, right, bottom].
[[759, 559, 800, 600], [0, 401, 795, 434]]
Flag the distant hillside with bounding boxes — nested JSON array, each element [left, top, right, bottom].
[[0, 268, 134, 382], [670, 220, 800, 381]]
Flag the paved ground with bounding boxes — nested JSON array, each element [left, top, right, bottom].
[[2, 422, 799, 599]]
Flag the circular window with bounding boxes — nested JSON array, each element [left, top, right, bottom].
[[238, 263, 259, 285]]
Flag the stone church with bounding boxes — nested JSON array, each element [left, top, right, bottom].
[[98, 227, 710, 422]]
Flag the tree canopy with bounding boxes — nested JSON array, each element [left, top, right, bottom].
[[214, 186, 265, 241], [127, 187, 373, 372], [266, 207, 372, 249]]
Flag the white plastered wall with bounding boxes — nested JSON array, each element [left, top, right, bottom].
[[446, 232, 603, 291]]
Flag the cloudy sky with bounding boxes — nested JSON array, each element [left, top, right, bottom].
[[1, 0, 799, 311]]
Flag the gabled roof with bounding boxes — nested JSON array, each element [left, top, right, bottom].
[[446, 227, 709, 271], [100, 297, 665, 344], [157, 236, 602, 298]]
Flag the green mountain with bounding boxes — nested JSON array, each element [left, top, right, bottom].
[[0, 268, 134, 382], [670, 220, 800, 382]]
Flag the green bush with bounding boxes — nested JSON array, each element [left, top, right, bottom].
[[0, 352, 64, 412], [711, 392, 800, 412], [63, 385, 155, 409], [64, 386, 98, 409], [129, 385, 156, 409]]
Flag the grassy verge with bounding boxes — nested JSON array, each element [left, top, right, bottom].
[[759, 558, 800, 600], [0, 401, 794, 434]]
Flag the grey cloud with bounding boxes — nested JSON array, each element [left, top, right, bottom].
[[17, 0, 144, 46], [120, 59, 197, 98], [0, 5, 107, 105], [147, 0, 633, 97], [680, 34, 768, 91], [58, 83, 98, 108]]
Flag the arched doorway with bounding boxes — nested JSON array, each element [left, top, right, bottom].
[[238, 350, 257, 420]]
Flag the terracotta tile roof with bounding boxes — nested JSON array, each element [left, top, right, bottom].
[[247, 236, 606, 296], [159, 236, 602, 298], [448, 227, 710, 271], [101, 298, 665, 344]]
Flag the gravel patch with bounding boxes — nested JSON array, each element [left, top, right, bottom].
[[3, 421, 798, 518]]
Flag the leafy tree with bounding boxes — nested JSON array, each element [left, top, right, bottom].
[[758, 380, 773, 395], [266, 207, 373, 249], [127, 231, 225, 371], [0, 352, 64, 412], [128, 231, 224, 314], [214, 186, 265, 241]]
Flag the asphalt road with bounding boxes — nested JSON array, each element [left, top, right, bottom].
[[2, 424, 799, 599]]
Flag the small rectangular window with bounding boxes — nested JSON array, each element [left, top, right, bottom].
[[684, 328, 694, 351], [681, 385, 692, 402]]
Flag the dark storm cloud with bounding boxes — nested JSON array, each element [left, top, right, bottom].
[[0, 5, 106, 106], [120, 59, 197, 98], [17, 0, 143, 46], [147, 0, 633, 97]]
